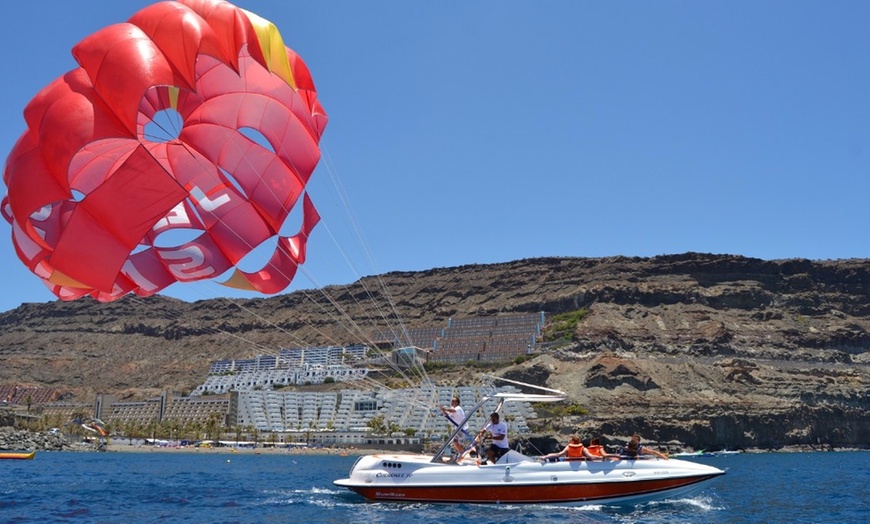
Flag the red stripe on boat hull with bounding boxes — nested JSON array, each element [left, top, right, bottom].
[[348, 473, 722, 504]]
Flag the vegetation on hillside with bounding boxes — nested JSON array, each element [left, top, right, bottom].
[[544, 308, 588, 344]]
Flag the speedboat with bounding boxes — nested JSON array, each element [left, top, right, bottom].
[[334, 383, 725, 505]]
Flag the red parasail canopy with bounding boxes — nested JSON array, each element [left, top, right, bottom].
[[2, 0, 327, 301]]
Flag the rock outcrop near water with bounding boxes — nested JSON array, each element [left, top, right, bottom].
[[0, 253, 867, 450], [0, 427, 70, 451]]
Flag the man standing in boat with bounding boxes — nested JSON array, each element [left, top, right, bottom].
[[440, 396, 471, 455], [477, 412, 509, 464]]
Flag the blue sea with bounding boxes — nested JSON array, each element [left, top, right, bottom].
[[1, 451, 867, 523]]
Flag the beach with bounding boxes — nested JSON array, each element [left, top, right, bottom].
[[105, 439, 381, 456]]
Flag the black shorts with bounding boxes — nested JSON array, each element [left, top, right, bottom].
[[489, 445, 509, 461]]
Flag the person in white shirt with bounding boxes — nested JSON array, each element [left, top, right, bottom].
[[440, 397, 470, 454], [477, 412, 509, 464]]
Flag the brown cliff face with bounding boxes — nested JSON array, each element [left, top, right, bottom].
[[0, 253, 867, 449]]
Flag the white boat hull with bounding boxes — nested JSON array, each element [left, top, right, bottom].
[[334, 451, 725, 505]]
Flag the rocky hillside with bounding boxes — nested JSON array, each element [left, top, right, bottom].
[[0, 253, 868, 450]]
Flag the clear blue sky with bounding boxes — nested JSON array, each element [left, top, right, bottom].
[[2, 1, 869, 313]]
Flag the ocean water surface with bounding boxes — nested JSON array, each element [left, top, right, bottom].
[[0, 450, 867, 523]]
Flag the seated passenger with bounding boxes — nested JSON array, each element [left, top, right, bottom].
[[621, 434, 669, 459], [586, 437, 620, 460], [539, 435, 598, 462]]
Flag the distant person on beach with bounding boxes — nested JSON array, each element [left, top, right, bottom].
[[621, 434, 668, 459], [477, 412, 509, 464], [440, 396, 470, 454], [539, 435, 598, 461]]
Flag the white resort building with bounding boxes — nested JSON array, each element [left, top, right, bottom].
[[72, 315, 549, 448], [192, 345, 370, 394], [229, 384, 537, 437]]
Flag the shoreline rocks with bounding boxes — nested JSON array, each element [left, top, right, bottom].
[[0, 427, 72, 452]]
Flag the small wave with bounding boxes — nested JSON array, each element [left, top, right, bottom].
[[565, 504, 605, 512], [258, 486, 366, 509], [307, 498, 358, 509], [310, 486, 343, 495], [271, 486, 345, 496], [482, 502, 603, 511], [675, 495, 723, 511], [648, 495, 723, 511], [264, 486, 346, 499]]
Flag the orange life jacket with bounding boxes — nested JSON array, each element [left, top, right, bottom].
[[587, 444, 606, 457], [566, 443, 585, 459]]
